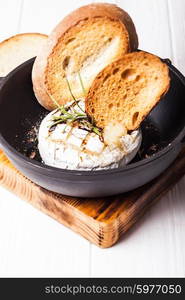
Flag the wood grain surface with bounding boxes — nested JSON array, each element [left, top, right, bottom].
[[1, 147, 185, 248]]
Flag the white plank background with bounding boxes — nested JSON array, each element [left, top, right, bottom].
[[0, 0, 185, 277]]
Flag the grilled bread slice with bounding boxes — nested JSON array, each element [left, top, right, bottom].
[[32, 3, 138, 110], [86, 51, 170, 140], [0, 33, 47, 76]]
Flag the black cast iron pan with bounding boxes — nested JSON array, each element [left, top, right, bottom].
[[0, 57, 185, 198]]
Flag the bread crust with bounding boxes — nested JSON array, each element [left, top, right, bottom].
[[32, 3, 138, 110], [0, 32, 47, 47], [0, 33, 48, 77]]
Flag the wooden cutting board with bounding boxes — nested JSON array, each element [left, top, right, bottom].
[[0, 148, 185, 248]]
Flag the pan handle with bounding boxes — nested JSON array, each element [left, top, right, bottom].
[[163, 58, 185, 147]]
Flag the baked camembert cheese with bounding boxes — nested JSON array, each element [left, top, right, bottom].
[[38, 99, 142, 170]]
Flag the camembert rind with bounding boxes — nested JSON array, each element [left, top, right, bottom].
[[38, 100, 142, 170]]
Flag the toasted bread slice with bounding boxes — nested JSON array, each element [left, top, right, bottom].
[[86, 51, 170, 133], [32, 3, 138, 110], [0, 33, 47, 77]]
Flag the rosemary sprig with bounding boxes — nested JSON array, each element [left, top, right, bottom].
[[65, 76, 85, 114], [45, 90, 61, 109], [46, 89, 86, 119], [92, 126, 102, 136], [79, 119, 102, 136], [45, 76, 102, 137], [49, 109, 102, 137], [78, 71, 86, 97], [51, 112, 86, 123]]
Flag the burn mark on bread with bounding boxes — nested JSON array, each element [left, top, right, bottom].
[[103, 74, 111, 82], [62, 56, 70, 70], [112, 68, 119, 75], [132, 112, 139, 126], [66, 37, 75, 45]]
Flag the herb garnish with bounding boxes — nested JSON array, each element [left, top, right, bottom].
[[46, 75, 102, 137], [79, 119, 102, 136], [65, 76, 85, 114], [50, 106, 87, 128], [78, 71, 86, 97]]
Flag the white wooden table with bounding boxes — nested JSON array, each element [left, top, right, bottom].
[[0, 0, 185, 278]]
